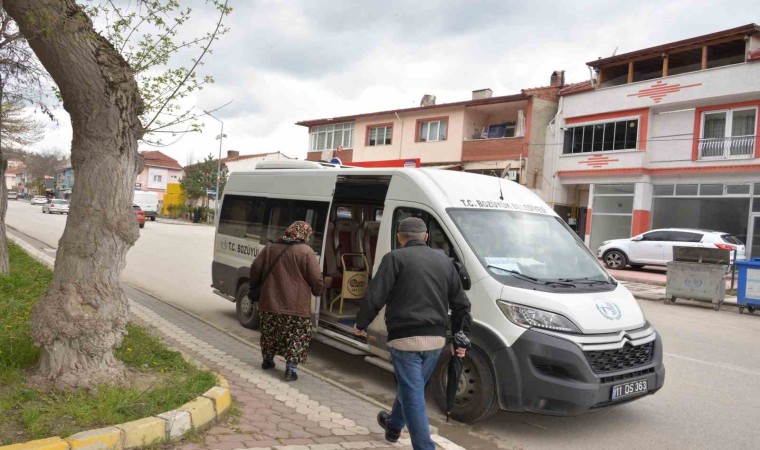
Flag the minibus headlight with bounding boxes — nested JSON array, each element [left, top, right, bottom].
[[497, 301, 580, 334]]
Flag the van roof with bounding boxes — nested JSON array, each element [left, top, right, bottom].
[[230, 167, 555, 216]]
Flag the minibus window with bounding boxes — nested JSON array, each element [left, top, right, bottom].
[[392, 207, 455, 258], [266, 199, 330, 255], [219, 195, 266, 241], [449, 208, 613, 291], [336, 206, 353, 219]]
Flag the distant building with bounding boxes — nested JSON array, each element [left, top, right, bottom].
[[55, 159, 74, 199], [136, 151, 184, 201], [222, 150, 294, 172], [5, 166, 22, 190]]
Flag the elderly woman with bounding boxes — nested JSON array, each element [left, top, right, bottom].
[[250, 221, 324, 381]]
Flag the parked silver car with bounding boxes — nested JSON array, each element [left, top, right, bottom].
[[42, 199, 70, 215]]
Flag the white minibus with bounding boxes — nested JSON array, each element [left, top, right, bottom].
[[211, 161, 665, 422]]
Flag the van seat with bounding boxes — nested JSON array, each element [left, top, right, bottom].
[[358, 221, 381, 274], [323, 222, 342, 290], [334, 219, 361, 270]]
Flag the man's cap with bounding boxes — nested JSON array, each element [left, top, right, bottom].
[[398, 217, 427, 233]]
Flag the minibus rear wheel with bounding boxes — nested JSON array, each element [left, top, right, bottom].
[[430, 346, 499, 423], [236, 282, 260, 330]]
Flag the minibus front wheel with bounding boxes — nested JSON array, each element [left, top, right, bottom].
[[430, 345, 499, 423], [236, 282, 260, 330]]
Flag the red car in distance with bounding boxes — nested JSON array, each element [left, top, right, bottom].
[[133, 205, 145, 229]]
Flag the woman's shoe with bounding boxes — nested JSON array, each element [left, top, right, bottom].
[[261, 358, 275, 370], [284, 368, 298, 382]]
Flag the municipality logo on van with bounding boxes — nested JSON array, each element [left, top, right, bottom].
[[595, 299, 622, 321]]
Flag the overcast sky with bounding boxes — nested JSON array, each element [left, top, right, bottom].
[[32, 0, 760, 165]]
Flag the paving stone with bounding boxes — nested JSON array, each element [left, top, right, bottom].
[[127, 291, 462, 450], [212, 442, 247, 450]]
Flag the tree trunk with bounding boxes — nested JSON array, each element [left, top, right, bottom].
[[4, 0, 143, 388], [0, 155, 8, 275]]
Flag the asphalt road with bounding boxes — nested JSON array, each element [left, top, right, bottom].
[[6, 199, 760, 449]]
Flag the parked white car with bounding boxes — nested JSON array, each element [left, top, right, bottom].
[[598, 228, 745, 270], [42, 199, 70, 214], [31, 195, 48, 205]]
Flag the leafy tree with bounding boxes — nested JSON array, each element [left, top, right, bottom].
[[180, 153, 227, 207], [85, 0, 231, 145], [24, 148, 64, 181], [2, 0, 230, 389], [0, 9, 49, 275]]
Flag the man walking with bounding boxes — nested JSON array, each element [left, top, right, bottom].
[[353, 217, 471, 450]]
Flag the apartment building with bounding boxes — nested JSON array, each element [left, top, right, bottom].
[[54, 159, 74, 199], [543, 24, 760, 255], [297, 73, 564, 190], [136, 150, 184, 201]]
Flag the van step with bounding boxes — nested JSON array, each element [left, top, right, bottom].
[[365, 356, 394, 373], [312, 332, 368, 356]]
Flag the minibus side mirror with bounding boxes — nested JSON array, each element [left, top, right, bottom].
[[453, 261, 471, 290]]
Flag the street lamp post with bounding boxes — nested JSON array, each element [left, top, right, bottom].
[[202, 110, 225, 218]]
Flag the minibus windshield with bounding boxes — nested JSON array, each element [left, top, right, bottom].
[[449, 208, 614, 291]]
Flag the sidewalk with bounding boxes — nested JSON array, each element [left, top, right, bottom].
[[619, 280, 738, 306], [9, 233, 465, 450], [156, 217, 213, 227]]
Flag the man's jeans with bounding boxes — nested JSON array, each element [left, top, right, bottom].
[[387, 347, 443, 450]]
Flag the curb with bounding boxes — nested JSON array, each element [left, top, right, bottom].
[[2, 235, 233, 450], [0, 376, 231, 450]]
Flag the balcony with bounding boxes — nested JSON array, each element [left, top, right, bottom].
[[461, 137, 526, 162], [698, 136, 755, 159]]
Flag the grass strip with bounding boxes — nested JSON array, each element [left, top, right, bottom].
[[0, 242, 216, 444]]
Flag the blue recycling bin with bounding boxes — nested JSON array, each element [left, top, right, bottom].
[[736, 258, 760, 314]]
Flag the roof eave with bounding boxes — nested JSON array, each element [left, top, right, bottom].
[[587, 23, 760, 68], [295, 93, 531, 127]]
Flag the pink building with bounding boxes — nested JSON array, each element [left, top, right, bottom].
[[136, 150, 183, 201], [297, 75, 564, 191]]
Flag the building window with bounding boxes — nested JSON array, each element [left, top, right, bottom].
[[699, 107, 756, 159], [487, 122, 516, 139], [563, 119, 639, 154], [153, 174, 163, 182], [367, 124, 392, 146], [310, 122, 354, 151], [417, 118, 447, 142]]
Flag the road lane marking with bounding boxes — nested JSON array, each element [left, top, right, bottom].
[[664, 352, 760, 376]]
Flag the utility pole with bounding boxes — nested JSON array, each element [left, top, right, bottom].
[[202, 109, 226, 218]]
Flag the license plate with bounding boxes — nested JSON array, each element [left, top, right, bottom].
[[611, 379, 648, 400]]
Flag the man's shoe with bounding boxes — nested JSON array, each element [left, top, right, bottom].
[[377, 411, 400, 443], [284, 368, 298, 382], [261, 359, 275, 370]]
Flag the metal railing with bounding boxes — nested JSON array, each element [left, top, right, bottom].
[[698, 136, 755, 159]]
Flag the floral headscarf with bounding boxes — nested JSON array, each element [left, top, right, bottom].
[[280, 220, 313, 242]]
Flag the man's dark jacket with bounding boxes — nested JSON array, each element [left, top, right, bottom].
[[356, 240, 472, 342]]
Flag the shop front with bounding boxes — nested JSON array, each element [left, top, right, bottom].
[[585, 178, 759, 257]]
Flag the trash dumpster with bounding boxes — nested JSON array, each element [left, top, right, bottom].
[[735, 258, 760, 315], [665, 247, 729, 311]]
